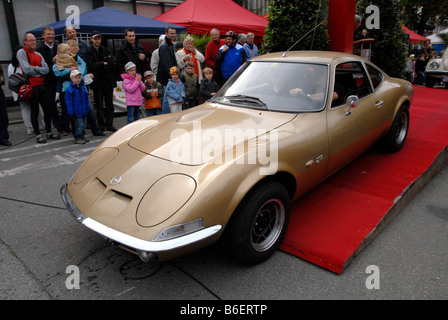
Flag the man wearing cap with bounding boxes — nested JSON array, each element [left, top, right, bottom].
[[86, 30, 117, 132], [406, 54, 416, 83]]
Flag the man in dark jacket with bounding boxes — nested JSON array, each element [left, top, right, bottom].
[[85, 31, 117, 132], [65, 26, 88, 61], [157, 26, 177, 87], [116, 28, 148, 76], [157, 26, 178, 114], [0, 66, 11, 146]]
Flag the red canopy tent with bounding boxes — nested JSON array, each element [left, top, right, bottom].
[[402, 25, 430, 43], [154, 0, 268, 37]]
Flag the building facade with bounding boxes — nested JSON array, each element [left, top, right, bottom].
[[1, 0, 267, 100], [1, 0, 187, 100]]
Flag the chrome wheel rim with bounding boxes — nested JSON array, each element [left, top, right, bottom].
[[251, 199, 285, 252], [395, 111, 409, 145]]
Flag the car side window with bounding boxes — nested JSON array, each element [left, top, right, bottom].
[[332, 62, 373, 108], [365, 63, 383, 90]]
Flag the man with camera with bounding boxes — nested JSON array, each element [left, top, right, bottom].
[[85, 30, 117, 132]]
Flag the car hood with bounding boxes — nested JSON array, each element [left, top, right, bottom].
[[128, 103, 296, 165]]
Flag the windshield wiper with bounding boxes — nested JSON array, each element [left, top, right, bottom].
[[220, 94, 269, 110]]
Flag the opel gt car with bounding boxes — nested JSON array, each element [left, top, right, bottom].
[[61, 51, 413, 265], [425, 49, 448, 88]]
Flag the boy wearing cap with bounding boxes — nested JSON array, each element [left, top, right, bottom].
[[142, 70, 163, 117], [165, 66, 185, 113], [65, 70, 89, 144], [121, 61, 145, 124]]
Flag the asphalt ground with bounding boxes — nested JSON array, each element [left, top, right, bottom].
[[0, 103, 447, 308]]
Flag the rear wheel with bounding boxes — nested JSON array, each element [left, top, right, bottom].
[[381, 104, 410, 152], [221, 181, 291, 264]]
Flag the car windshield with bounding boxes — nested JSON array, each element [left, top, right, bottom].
[[213, 61, 329, 113]]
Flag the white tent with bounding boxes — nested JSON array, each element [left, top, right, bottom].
[[428, 33, 443, 44], [428, 28, 448, 44], [428, 29, 447, 55]]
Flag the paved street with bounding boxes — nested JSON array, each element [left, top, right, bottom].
[[0, 107, 447, 305]]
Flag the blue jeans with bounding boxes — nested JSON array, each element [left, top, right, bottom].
[[146, 108, 162, 117], [73, 116, 87, 141], [127, 106, 141, 124], [87, 100, 102, 134], [162, 86, 171, 114]]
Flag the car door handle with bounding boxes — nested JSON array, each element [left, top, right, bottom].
[[375, 100, 385, 107]]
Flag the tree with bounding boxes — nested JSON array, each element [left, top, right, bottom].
[[262, 0, 329, 53], [399, 0, 448, 35], [357, 0, 409, 78]]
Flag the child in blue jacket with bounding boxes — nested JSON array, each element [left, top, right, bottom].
[[165, 66, 185, 113], [65, 70, 90, 144]]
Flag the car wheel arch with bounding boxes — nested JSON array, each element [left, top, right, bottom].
[[395, 98, 410, 116], [220, 171, 296, 230], [380, 102, 410, 153], [236, 171, 296, 206]]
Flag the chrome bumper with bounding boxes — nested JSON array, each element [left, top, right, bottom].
[[60, 184, 222, 260], [425, 70, 448, 78]]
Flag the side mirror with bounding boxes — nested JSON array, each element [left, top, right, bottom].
[[345, 95, 360, 116]]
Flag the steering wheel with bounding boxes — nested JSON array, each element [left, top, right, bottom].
[[290, 88, 313, 103]]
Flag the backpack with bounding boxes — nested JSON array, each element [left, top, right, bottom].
[[8, 50, 31, 94], [8, 72, 28, 94]]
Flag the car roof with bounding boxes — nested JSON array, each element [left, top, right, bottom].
[[252, 51, 368, 65]]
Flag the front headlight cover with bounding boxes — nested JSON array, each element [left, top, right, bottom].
[[136, 174, 196, 227]]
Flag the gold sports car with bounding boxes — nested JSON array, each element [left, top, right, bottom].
[[61, 51, 414, 265]]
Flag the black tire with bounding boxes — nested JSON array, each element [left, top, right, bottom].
[[221, 181, 291, 264], [425, 77, 436, 88], [381, 104, 410, 153]]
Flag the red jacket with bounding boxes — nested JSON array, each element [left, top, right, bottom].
[[205, 39, 225, 73], [20, 47, 47, 87]]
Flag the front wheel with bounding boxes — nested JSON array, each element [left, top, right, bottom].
[[381, 104, 410, 152], [221, 181, 291, 264], [425, 77, 436, 88]]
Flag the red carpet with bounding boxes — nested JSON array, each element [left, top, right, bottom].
[[280, 85, 448, 273]]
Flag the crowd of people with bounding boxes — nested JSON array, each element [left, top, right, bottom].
[[405, 42, 442, 85], [0, 25, 260, 146]]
